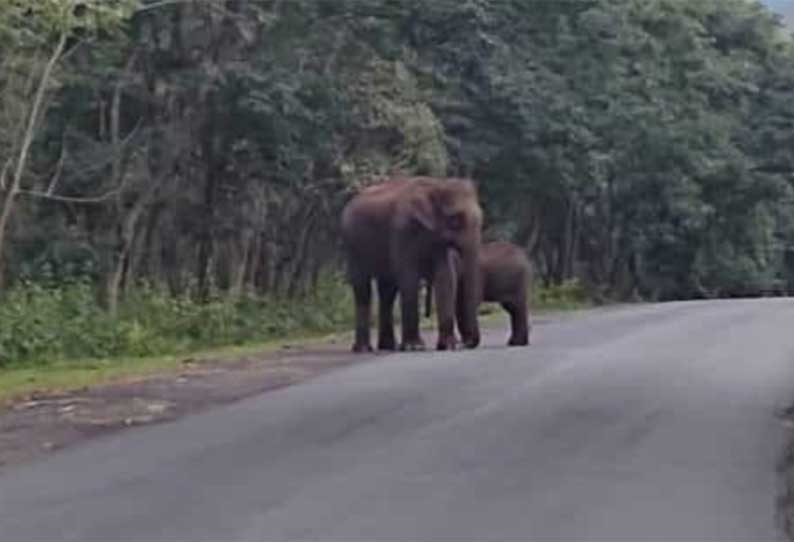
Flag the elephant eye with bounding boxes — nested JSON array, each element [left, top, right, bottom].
[[447, 213, 465, 230]]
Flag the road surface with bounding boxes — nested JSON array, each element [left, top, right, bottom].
[[2, 300, 794, 541]]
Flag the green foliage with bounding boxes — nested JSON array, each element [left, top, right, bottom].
[[0, 276, 354, 368], [534, 280, 591, 311], [2, 0, 137, 35]]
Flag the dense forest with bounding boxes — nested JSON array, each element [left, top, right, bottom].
[[2, 0, 794, 364]]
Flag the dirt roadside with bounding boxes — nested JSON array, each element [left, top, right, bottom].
[[0, 319, 531, 471]]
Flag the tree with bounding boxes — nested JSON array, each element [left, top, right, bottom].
[[4, 0, 794, 310], [0, 0, 137, 287]]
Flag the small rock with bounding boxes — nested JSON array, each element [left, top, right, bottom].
[[15, 401, 43, 411], [145, 402, 169, 414]]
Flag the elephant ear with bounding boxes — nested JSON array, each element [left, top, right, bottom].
[[407, 193, 439, 232]]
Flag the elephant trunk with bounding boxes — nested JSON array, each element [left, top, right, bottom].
[[459, 243, 481, 349]]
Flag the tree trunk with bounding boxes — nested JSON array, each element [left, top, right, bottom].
[[196, 97, 218, 303], [564, 199, 579, 281], [138, 202, 164, 286], [229, 230, 253, 300], [514, 206, 541, 257], [164, 237, 183, 296], [560, 198, 576, 282], [272, 254, 287, 296], [255, 236, 275, 296], [106, 198, 148, 316], [242, 232, 260, 296], [310, 255, 323, 292], [287, 208, 317, 298], [104, 49, 145, 315]]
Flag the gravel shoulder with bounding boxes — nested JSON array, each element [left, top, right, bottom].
[[0, 333, 376, 470]]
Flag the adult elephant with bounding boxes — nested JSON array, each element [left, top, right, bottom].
[[341, 177, 483, 352]]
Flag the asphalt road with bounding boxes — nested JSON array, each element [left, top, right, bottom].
[[2, 300, 794, 541]]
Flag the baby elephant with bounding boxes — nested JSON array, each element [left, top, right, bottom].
[[426, 241, 531, 346]]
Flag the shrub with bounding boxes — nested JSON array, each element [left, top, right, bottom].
[[534, 279, 590, 310], [0, 274, 355, 368]]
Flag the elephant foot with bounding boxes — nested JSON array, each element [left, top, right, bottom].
[[399, 338, 426, 352], [462, 333, 480, 349], [507, 336, 529, 347], [352, 342, 373, 353], [378, 337, 397, 351], [436, 334, 458, 351]]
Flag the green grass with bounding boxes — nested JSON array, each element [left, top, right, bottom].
[[0, 330, 347, 403]]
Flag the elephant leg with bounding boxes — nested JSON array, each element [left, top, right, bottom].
[[398, 270, 425, 351], [434, 254, 458, 351], [351, 274, 373, 353], [502, 299, 530, 346], [455, 281, 468, 343], [377, 278, 398, 351]]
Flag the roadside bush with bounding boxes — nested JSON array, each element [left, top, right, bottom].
[[534, 279, 590, 310], [0, 275, 355, 368]]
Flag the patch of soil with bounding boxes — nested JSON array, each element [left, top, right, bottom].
[[0, 335, 384, 470]]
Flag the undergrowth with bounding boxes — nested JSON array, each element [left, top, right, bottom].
[[533, 279, 591, 310], [0, 275, 354, 368]]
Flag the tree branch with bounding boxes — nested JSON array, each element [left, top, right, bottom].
[[0, 159, 11, 191], [16, 187, 123, 204], [11, 33, 68, 193], [59, 118, 143, 181], [46, 136, 67, 195], [11, 115, 143, 205], [135, 0, 193, 13]]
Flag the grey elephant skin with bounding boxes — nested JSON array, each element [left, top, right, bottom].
[[427, 240, 531, 346], [341, 177, 483, 352]]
